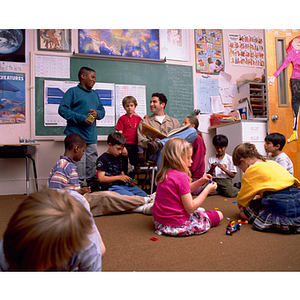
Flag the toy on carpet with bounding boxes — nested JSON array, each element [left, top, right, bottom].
[[226, 220, 248, 236]]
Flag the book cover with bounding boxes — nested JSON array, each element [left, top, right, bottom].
[[142, 122, 190, 140]]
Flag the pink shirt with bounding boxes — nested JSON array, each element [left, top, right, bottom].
[[273, 49, 300, 79], [115, 114, 142, 145], [153, 169, 191, 226], [190, 135, 206, 179]]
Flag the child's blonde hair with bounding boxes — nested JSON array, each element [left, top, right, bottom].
[[232, 142, 266, 166], [3, 188, 93, 271], [155, 137, 192, 184], [122, 96, 137, 108]]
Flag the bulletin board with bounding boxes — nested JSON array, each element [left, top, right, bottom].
[[35, 56, 194, 137]]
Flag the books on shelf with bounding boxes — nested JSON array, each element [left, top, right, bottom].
[[142, 122, 190, 140]]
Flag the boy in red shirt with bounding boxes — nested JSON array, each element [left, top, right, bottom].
[[116, 96, 143, 173]]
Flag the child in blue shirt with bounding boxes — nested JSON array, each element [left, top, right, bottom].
[[58, 67, 105, 186]]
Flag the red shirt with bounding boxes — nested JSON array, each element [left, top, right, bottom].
[[190, 135, 206, 179], [115, 114, 142, 145]]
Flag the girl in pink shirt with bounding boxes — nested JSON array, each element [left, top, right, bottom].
[[152, 137, 223, 236]]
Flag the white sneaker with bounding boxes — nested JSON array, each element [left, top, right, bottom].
[[146, 192, 156, 204], [143, 202, 154, 215]]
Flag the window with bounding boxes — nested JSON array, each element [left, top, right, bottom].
[[275, 37, 289, 107]]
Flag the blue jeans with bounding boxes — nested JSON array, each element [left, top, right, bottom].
[[109, 183, 147, 197], [262, 187, 300, 218], [148, 127, 197, 170]]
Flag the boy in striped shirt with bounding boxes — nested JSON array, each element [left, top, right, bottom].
[[49, 133, 91, 195]]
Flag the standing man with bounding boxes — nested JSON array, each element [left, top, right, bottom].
[[59, 67, 105, 186], [137, 92, 197, 169]]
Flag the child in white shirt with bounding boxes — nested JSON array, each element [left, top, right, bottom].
[[206, 134, 239, 197], [264, 132, 294, 175]]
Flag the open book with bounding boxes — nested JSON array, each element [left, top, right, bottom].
[[142, 122, 190, 140]]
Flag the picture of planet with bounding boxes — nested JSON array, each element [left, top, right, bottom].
[[0, 29, 23, 54]]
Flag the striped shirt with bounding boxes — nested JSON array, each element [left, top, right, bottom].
[[48, 155, 80, 191]]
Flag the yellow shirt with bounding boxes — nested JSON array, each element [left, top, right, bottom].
[[237, 160, 300, 207]]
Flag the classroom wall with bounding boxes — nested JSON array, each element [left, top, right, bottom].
[[0, 29, 265, 195]]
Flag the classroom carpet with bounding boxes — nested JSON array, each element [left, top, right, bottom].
[[0, 193, 300, 272]]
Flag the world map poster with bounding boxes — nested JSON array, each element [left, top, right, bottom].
[[79, 29, 160, 59]]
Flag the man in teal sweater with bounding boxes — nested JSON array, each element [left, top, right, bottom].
[[59, 67, 105, 186]]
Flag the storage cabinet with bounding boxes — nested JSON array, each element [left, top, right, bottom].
[[216, 120, 267, 183], [238, 82, 267, 118]]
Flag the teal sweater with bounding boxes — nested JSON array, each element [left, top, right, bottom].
[[58, 84, 105, 144]]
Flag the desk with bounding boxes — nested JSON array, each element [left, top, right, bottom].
[[0, 144, 38, 195]]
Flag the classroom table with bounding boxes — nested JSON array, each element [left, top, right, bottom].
[[0, 143, 38, 195]]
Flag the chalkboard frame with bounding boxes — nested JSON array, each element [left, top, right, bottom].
[[35, 56, 194, 137]]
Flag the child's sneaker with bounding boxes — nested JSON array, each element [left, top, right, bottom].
[[143, 202, 154, 215]]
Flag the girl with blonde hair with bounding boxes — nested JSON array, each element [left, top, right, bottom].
[[153, 137, 223, 236]]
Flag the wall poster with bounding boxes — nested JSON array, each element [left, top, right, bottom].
[[37, 30, 71, 52], [79, 29, 160, 59], [228, 33, 265, 67], [195, 29, 224, 74], [0, 72, 25, 124]]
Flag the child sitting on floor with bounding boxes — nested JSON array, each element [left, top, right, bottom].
[[152, 137, 223, 236], [232, 142, 300, 234], [96, 131, 154, 214], [264, 132, 294, 175], [48, 133, 91, 195], [205, 134, 239, 197], [0, 188, 104, 271]]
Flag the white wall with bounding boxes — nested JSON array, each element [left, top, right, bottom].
[[0, 29, 265, 195]]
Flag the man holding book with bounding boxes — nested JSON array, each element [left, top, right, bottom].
[[137, 93, 197, 169]]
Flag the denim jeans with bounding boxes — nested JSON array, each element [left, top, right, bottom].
[[109, 183, 147, 197], [148, 127, 197, 170], [262, 187, 300, 218]]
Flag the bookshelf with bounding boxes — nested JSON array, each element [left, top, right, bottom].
[[238, 82, 267, 118]]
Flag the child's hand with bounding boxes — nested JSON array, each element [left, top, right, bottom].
[[119, 174, 131, 183], [79, 186, 91, 195], [202, 173, 213, 183], [122, 147, 128, 157], [207, 181, 217, 193]]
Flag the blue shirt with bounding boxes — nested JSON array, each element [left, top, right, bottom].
[[58, 84, 105, 144]]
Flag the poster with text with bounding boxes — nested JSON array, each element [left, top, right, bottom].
[[0, 72, 25, 124], [195, 29, 224, 74], [228, 33, 265, 67]]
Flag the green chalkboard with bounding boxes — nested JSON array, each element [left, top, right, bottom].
[[35, 56, 194, 137]]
